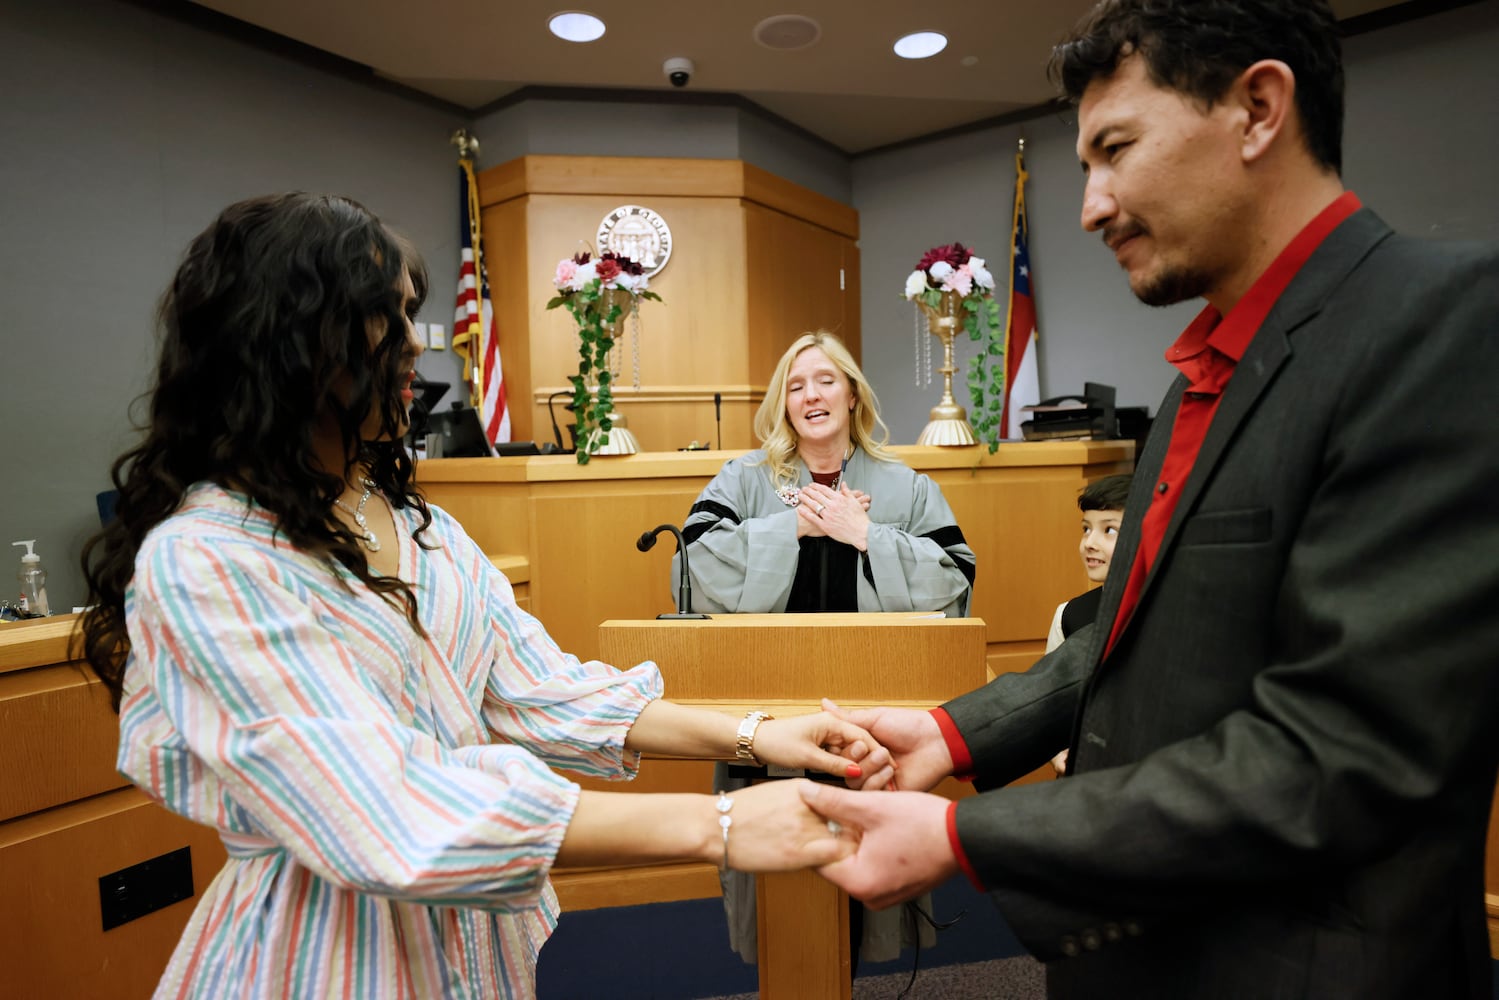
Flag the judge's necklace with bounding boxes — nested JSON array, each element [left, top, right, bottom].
[[332, 477, 381, 552]]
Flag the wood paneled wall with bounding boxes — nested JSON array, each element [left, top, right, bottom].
[[0, 616, 228, 1000], [417, 441, 1131, 668], [474, 156, 860, 453]]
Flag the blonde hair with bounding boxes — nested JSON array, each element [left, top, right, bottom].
[[753, 331, 895, 489]]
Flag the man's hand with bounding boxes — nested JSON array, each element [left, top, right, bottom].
[[821, 698, 954, 792], [799, 783, 958, 909]]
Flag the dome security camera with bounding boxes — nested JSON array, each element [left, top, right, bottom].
[[663, 57, 694, 88]]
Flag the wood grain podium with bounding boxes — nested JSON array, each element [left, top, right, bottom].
[[598, 613, 988, 999]]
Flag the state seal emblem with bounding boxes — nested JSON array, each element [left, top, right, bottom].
[[596, 205, 672, 277]]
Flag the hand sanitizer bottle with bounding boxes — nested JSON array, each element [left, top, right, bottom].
[[13, 540, 50, 617]]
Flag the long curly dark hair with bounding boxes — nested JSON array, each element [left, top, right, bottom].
[[78, 193, 436, 709]]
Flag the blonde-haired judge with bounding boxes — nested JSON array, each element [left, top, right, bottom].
[[674, 331, 974, 965], [675, 331, 974, 619]]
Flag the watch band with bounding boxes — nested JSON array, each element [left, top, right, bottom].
[[735, 710, 774, 764]]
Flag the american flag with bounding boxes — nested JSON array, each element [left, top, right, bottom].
[[1001, 146, 1042, 440], [454, 162, 510, 445]]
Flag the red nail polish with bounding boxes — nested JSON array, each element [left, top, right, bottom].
[[845, 764, 862, 778]]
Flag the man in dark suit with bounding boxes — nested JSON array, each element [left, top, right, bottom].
[[803, 1, 1499, 997]]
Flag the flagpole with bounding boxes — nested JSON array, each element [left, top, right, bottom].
[[451, 129, 485, 409]]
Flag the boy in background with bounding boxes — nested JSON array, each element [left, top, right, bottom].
[[1046, 472, 1132, 773]]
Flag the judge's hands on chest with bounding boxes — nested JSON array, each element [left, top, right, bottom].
[[796, 483, 872, 550]]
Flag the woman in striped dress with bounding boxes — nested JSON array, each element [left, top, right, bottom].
[[78, 193, 890, 999]]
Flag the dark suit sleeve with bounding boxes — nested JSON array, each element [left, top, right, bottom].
[[946, 237, 1499, 958], [942, 624, 1096, 791]]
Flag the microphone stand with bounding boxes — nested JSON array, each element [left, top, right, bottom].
[[636, 524, 711, 619], [547, 389, 574, 453]]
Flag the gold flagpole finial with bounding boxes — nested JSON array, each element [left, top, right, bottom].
[[1018, 137, 1026, 155], [451, 128, 480, 162]]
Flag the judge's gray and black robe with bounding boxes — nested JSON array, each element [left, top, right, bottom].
[[672, 447, 975, 963], [672, 447, 975, 617]]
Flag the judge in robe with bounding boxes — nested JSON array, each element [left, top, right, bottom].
[[672, 331, 976, 966], [673, 331, 975, 618]]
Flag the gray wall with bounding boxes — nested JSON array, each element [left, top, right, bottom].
[[0, 0, 469, 610], [4, 0, 1497, 611], [854, 0, 1499, 443]]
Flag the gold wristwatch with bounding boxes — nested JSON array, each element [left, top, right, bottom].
[[735, 711, 774, 764]]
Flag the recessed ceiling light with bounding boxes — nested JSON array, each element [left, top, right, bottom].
[[548, 11, 606, 43], [753, 14, 822, 51], [893, 31, 948, 60]]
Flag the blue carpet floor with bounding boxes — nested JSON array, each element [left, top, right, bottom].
[[536, 875, 1021, 999]]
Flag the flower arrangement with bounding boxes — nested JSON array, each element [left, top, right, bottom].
[[547, 251, 661, 464], [903, 242, 1006, 451]]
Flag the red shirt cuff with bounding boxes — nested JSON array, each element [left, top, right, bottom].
[[946, 799, 985, 891], [930, 707, 974, 781]]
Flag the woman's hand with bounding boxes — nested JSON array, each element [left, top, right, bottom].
[[722, 779, 857, 871], [751, 710, 892, 780], [797, 482, 871, 550]]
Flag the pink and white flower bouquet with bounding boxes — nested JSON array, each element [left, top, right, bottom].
[[902, 241, 1006, 450], [546, 251, 661, 463]]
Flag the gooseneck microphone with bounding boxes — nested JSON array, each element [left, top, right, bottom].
[[713, 392, 722, 451], [547, 389, 573, 453], [636, 524, 712, 620]]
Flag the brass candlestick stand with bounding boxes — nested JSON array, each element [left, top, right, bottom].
[[914, 290, 978, 446]]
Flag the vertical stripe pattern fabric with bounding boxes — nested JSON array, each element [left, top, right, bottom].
[[118, 483, 662, 997]]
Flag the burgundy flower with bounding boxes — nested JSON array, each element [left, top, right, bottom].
[[594, 257, 622, 282], [572, 251, 592, 266], [602, 251, 645, 276], [915, 242, 972, 272]]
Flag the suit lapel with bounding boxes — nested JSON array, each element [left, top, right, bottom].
[[1093, 208, 1395, 666]]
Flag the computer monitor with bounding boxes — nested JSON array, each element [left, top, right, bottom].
[[425, 405, 494, 458], [407, 377, 451, 438]]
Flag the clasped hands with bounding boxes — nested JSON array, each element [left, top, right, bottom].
[[795, 482, 871, 549], [724, 699, 961, 910]]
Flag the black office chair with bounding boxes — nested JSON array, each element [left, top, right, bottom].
[[96, 489, 119, 526]]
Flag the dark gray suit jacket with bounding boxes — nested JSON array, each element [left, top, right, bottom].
[[944, 209, 1499, 999]]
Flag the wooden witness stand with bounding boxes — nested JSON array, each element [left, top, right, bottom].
[[594, 613, 989, 1000]]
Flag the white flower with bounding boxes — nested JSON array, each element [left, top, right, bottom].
[[571, 260, 597, 292], [904, 270, 928, 300], [970, 258, 996, 290], [928, 261, 954, 282]]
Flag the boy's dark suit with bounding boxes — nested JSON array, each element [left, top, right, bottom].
[[943, 209, 1499, 999]]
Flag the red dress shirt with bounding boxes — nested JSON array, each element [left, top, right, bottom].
[[935, 191, 1363, 890]]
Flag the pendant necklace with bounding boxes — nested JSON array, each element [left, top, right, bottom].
[[332, 477, 381, 552]]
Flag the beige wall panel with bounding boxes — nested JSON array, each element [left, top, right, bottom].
[[744, 202, 857, 382], [528, 478, 708, 662], [423, 481, 531, 561], [0, 663, 124, 822], [928, 466, 1095, 644], [1, 789, 227, 1000], [522, 194, 749, 394]]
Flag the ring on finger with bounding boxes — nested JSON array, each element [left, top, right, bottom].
[[826, 819, 843, 836], [817, 502, 827, 515]]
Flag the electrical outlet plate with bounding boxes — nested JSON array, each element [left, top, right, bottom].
[[99, 846, 195, 930]]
